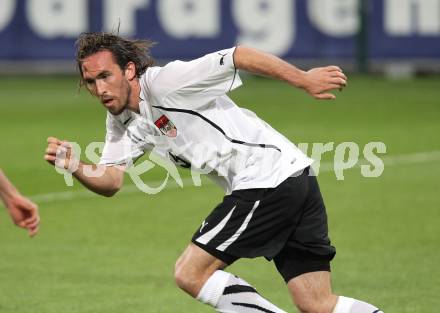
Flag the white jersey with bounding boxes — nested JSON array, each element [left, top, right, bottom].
[[99, 47, 313, 194]]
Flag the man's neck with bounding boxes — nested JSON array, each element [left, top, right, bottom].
[[127, 79, 141, 114]]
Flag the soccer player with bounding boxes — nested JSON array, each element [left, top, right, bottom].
[[0, 169, 40, 237], [45, 32, 383, 313]]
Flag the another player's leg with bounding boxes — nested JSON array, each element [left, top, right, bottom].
[[175, 243, 287, 313], [286, 271, 383, 313]]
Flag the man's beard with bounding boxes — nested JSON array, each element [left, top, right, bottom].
[[110, 80, 131, 116]]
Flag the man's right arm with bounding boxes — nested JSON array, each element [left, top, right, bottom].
[[233, 45, 347, 100], [44, 137, 124, 197]]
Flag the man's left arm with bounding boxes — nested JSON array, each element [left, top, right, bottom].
[[233, 45, 347, 100]]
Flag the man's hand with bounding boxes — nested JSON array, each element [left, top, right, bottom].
[[6, 193, 40, 237], [300, 66, 347, 100], [44, 137, 125, 197], [44, 137, 79, 173]]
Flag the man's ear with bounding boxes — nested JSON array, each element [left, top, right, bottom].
[[125, 62, 136, 80]]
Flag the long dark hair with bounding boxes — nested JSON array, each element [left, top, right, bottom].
[[75, 32, 155, 86]]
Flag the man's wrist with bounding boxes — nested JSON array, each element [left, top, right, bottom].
[[286, 69, 308, 90], [66, 157, 81, 174]]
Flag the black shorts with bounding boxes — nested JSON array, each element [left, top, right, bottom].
[[191, 167, 336, 282]]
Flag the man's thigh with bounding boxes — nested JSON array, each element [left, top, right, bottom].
[[273, 173, 336, 282], [176, 243, 228, 274], [192, 171, 312, 262]]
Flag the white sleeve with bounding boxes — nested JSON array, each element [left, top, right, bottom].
[[148, 47, 242, 104], [99, 114, 144, 166]]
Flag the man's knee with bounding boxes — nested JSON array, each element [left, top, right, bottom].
[[174, 243, 228, 297], [174, 254, 199, 293]]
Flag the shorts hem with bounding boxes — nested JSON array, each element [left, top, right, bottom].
[[275, 256, 332, 283], [192, 239, 239, 265]]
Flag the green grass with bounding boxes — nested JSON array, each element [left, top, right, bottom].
[[0, 75, 439, 313]]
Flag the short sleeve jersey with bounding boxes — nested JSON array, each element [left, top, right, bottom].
[[99, 47, 313, 194]]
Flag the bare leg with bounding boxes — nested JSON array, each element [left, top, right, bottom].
[[287, 271, 383, 313], [175, 243, 287, 312], [287, 271, 338, 313], [174, 243, 227, 297]]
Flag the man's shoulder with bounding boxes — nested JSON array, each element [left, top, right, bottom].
[[141, 66, 162, 86], [140, 66, 164, 98]]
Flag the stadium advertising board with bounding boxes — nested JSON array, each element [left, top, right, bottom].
[[1, 0, 440, 60]]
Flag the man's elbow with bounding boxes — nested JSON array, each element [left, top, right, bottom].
[[106, 178, 124, 197], [96, 178, 123, 197], [101, 186, 120, 197], [101, 166, 124, 197]]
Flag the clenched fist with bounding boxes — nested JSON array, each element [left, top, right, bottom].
[[44, 137, 79, 173]]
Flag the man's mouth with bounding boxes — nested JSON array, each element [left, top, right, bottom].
[[102, 97, 114, 106]]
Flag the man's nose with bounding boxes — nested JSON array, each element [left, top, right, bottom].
[[96, 80, 106, 96]]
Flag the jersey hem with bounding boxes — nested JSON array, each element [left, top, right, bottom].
[[231, 158, 314, 192]]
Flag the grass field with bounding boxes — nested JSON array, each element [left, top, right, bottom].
[[0, 74, 439, 313]]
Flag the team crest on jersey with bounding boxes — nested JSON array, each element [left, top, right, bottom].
[[154, 115, 177, 137]]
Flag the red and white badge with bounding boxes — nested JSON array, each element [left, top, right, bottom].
[[154, 115, 177, 137]]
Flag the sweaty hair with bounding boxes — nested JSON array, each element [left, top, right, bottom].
[[75, 32, 155, 85]]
